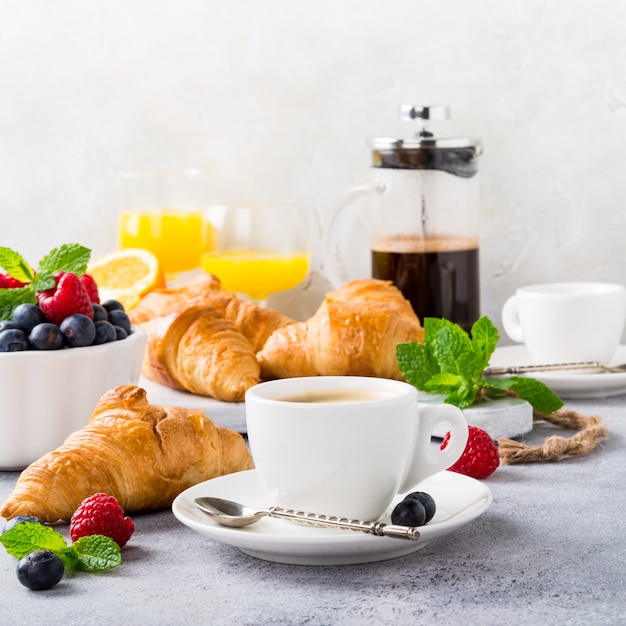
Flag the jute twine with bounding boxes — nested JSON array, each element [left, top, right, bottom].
[[498, 407, 608, 465]]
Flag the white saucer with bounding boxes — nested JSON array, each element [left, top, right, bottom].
[[490, 345, 626, 399], [171, 469, 492, 566]]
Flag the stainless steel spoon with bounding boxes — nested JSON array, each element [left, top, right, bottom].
[[193, 497, 421, 540], [484, 361, 626, 376]]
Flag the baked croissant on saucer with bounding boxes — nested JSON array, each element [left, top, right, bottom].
[[140, 304, 260, 402], [257, 279, 424, 381], [0, 385, 253, 523]]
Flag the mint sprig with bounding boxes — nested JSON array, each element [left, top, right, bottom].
[[0, 522, 121, 572], [0, 243, 91, 320], [397, 316, 564, 414], [72, 535, 123, 571]]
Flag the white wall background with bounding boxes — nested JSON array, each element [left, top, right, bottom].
[[2, 0, 626, 332]]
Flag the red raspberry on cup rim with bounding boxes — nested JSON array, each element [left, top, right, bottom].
[[441, 425, 500, 479]]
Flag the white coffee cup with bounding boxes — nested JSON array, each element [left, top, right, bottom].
[[501, 282, 626, 364], [245, 376, 468, 521]]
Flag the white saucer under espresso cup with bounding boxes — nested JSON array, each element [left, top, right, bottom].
[[501, 282, 626, 364], [245, 376, 468, 521]]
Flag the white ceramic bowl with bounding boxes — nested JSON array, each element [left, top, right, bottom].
[[0, 327, 147, 470]]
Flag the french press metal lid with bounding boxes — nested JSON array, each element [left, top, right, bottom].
[[368, 105, 482, 177]]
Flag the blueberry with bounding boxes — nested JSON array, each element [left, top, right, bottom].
[[403, 491, 436, 523], [0, 320, 23, 332], [92, 303, 109, 323], [29, 323, 64, 350], [102, 299, 125, 313], [93, 320, 117, 345], [113, 325, 128, 340], [12, 303, 48, 333], [107, 309, 131, 334], [391, 498, 427, 527], [0, 328, 29, 352], [16, 550, 64, 590], [60, 314, 96, 347], [2, 516, 42, 534]]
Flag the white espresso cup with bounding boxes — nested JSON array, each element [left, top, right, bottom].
[[501, 282, 626, 364], [245, 376, 468, 521]]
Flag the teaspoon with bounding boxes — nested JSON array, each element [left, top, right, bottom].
[[484, 361, 626, 376], [193, 497, 421, 540]]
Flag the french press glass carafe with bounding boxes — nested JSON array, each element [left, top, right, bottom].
[[325, 105, 483, 332]]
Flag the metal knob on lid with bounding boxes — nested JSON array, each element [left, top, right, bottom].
[[400, 105, 451, 138]]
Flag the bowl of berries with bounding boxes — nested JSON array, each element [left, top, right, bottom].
[[0, 244, 147, 470]]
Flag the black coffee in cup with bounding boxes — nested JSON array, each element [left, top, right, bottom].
[[372, 234, 480, 332]]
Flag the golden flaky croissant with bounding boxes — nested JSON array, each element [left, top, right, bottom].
[[257, 279, 424, 380], [129, 273, 294, 352], [140, 304, 260, 402], [0, 385, 253, 523]]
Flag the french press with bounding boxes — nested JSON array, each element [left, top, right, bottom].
[[324, 105, 483, 331]]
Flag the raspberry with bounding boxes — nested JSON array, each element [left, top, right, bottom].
[[70, 493, 134, 548], [0, 272, 27, 288], [80, 273, 100, 304], [36, 272, 94, 325], [441, 425, 500, 479]]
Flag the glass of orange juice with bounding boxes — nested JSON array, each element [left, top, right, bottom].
[[118, 170, 206, 280], [200, 202, 310, 304]]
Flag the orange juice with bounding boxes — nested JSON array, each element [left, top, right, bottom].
[[200, 250, 309, 300], [118, 210, 204, 277]]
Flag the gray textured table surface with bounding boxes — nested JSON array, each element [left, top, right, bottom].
[[1, 396, 625, 626]]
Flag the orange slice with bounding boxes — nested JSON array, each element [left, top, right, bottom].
[[87, 248, 166, 310]]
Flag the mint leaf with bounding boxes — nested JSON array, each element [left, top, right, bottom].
[[471, 316, 499, 363], [431, 323, 474, 373], [444, 381, 477, 409], [423, 317, 448, 352], [424, 371, 464, 394], [0, 247, 36, 283], [72, 535, 122, 571], [425, 372, 477, 409], [482, 377, 564, 414], [58, 545, 80, 570], [0, 286, 37, 320], [30, 271, 56, 293], [37, 243, 91, 277], [0, 522, 68, 559], [396, 342, 439, 389], [457, 350, 487, 383]]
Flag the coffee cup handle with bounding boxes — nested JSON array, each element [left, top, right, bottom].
[[398, 404, 469, 493], [322, 185, 370, 288], [501, 295, 525, 343]]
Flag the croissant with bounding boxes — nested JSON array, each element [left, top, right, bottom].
[[0, 385, 253, 523], [257, 279, 424, 380], [140, 304, 260, 402], [128, 274, 223, 323], [129, 273, 294, 352]]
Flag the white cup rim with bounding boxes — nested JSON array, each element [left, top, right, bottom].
[[245, 376, 416, 405], [516, 282, 624, 297]]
